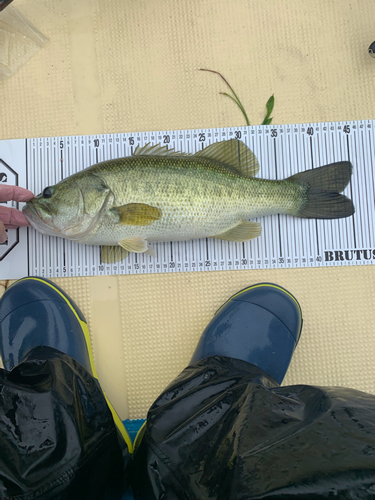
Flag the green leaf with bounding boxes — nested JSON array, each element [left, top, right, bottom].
[[200, 69, 275, 127], [219, 92, 250, 126], [200, 69, 250, 125], [262, 94, 274, 125]]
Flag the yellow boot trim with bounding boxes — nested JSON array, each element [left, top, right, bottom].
[[11, 277, 133, 453], [133, 420, 147, 453]]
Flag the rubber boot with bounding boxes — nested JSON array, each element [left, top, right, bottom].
[[0, 276, 132, 451], [190, 283, 302, 384]]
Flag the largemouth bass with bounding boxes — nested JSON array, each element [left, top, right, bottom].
[[23, 139, 355, 263]]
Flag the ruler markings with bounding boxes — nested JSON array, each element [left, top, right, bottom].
[[340, 126, 350, 250], [263, 134, 269, 261], [282, 128, 290, 266], [301, 126, 311, 262], [360, 125, 371, 249], [349, 125, 357, 249], [346, 132, 357, 249], [330, 129, 341, 250], [307, 130, 314, 259], [352, 130, 364, 247], [279, 131, 288, 263], [362, 130, 372, 248], [364, 125, 373, 248], [321, 130, 330, 252], [310, 132, 320, 257], [294, 127, 304, 260], [367, 126, 374, 247], [288, 132, 297, 260], [369, 129, 375, 247]]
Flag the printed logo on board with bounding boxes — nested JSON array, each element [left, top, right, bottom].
[[324, 249, 375, 262]]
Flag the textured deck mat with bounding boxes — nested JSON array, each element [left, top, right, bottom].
[[1, 0, 375, 418]]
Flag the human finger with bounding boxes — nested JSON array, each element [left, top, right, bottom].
[[0, 221, 6, 243], [0, 185, 34, 202], [0, 206, 30, 226]]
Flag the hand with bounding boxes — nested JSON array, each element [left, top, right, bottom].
[[0, 185, 34, 243]]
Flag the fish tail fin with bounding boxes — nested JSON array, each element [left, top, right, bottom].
[[289, 161, 355, 219]]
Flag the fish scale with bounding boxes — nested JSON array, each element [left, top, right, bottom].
[[80, 156, 251, 242]]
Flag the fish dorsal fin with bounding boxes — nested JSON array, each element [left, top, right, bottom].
[[194, 139, 259, 177], [133, 139, 259, 177], [133, 142, 190, 157]]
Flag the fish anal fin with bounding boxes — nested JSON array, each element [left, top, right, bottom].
[[211, 221, 262, 242], [144, 245, 156, 257], [111, 203, 162, 226], [101, 245, 129, 264], [195, 139, 260, 177]]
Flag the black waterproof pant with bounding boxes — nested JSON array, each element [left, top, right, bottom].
[[2, 350, 375, 500], [0, 346, 130, 500], [131, 356, 375, 500]]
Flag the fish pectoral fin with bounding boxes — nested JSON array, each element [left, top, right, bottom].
[[101, 245, 129, 264], [194, 139, 260, 177], [133, 142, 190, 157], [111, 203, 162, 226], [211, 221, 262, 242], [119, 237, 150, 254]]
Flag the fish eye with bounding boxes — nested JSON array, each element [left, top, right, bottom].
[[43, 187, 53, 198]]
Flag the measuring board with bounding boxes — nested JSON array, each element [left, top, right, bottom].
[[0, 120, 374, 280]]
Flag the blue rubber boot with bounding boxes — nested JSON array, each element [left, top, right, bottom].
[[0, 276, 132, 452], [190, 283, 302, 384]]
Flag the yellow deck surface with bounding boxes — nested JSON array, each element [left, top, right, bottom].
[[1, 0, 375, 419]]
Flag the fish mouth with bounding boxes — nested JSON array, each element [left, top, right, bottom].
[[23, 202, 61, 237]]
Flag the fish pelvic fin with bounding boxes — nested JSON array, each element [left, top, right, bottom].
[[194, 139, 260, 177], [101, 245, 129, 264], [211, 221, 262, 242], [290, 161, 355, 219]]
